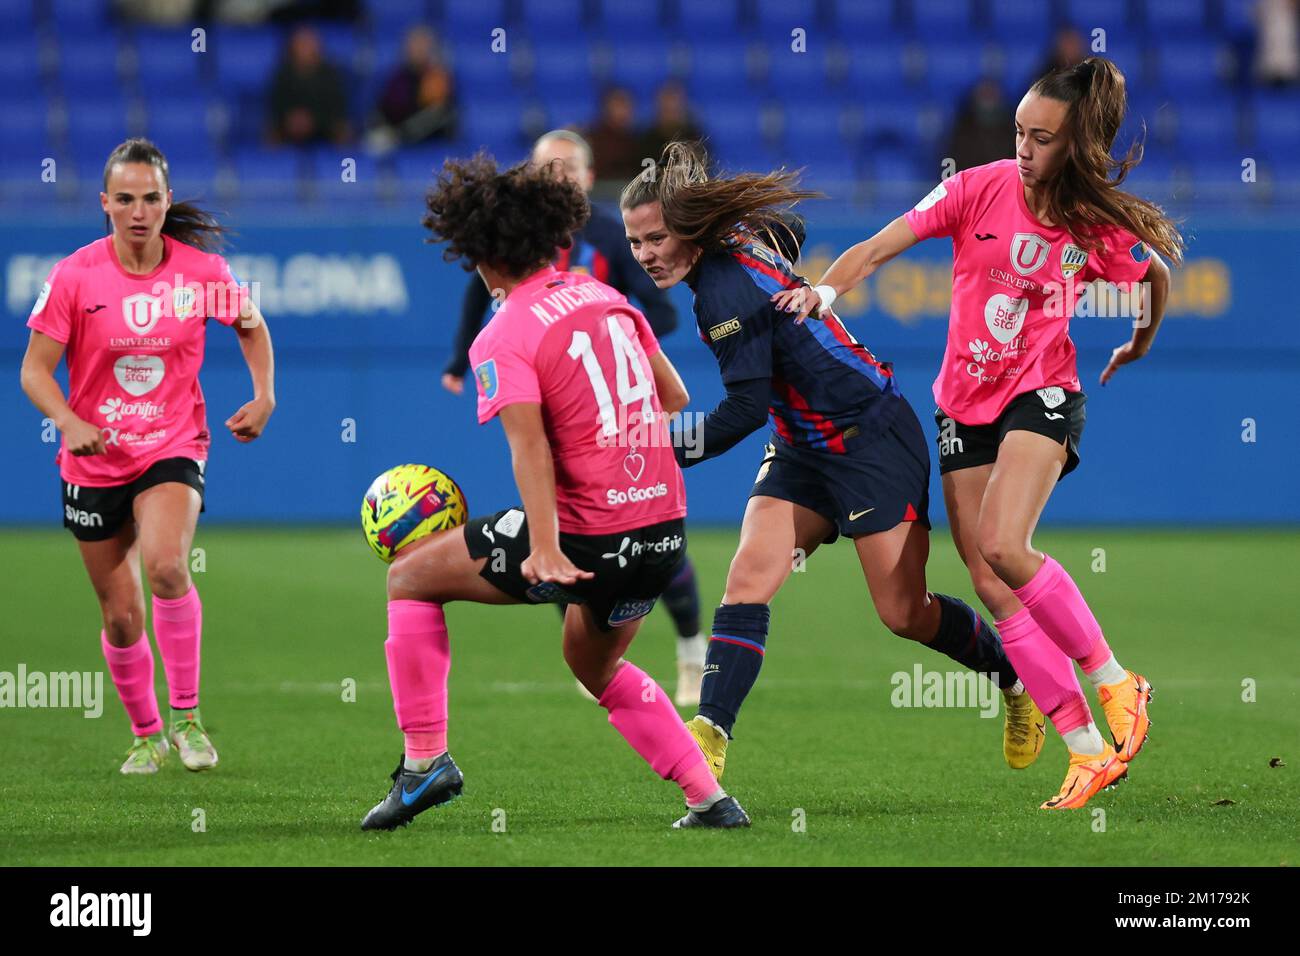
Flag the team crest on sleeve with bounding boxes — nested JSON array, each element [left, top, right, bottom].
[[913, 181, 948, 212], [172, 286, 197, 321], [475, 359, 498, 400], [1129, 241, 1151, 263], [1060, 243, 1088, 277], [1010, 233, 1050, 277], [121, 293, 162, 335], [31, 281, 51, 315]]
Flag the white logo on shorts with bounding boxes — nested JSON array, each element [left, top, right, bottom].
[[494, 509, 525, 539], [1036, 387, 1066, 409]]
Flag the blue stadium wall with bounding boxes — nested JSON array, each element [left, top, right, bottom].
[[2, 210, 1296, 526]]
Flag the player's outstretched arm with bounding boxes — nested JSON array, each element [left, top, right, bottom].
[[499, 402, 594, 587], [226, 299, 276, 442], [648, 350, 689, 414], [1101, 252, 1171, 385], [772, 216, 921, 322], [20, 330, 104, 456]]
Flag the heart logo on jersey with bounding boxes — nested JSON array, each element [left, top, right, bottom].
[[623, 451, 646, 482], [113, 354, 165, 396], [984, 294, 1029, 344]]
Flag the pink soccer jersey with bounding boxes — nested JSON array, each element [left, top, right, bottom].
[[468, 265, 686, 535], [904, 159, 1153, 425], [27, 234, 246, 486]]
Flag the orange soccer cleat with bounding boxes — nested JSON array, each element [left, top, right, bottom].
[[1040, 743, 1128, 810], [1098, 671, 1153, 762]]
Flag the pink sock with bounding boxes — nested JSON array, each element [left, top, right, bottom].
[[152, 585, 202, 709], [385, 600, 450, 760], [996, 607, 1090, 735], [1079, 635, 1113, 675], [1012, 554, 1104, 661], [598, 661, 717, 805], [101, 631, 162, 737]]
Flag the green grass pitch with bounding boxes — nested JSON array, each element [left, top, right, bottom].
[[1, 527, 1296, 866]]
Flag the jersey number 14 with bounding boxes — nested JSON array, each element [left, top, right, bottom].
[[567, 316, 654, 437]]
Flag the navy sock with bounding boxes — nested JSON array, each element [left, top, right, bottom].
[[698, 603, 770, 737], [661, 554, 702, 638], [926, 594, 1019, 690]]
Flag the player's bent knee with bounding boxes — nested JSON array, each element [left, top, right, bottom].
[[145, 557, 190, 598], [103, 606, 143, 646], [878, 601, 930, 641]]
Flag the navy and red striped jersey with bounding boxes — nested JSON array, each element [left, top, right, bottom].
[[687, 234, 902, 454]]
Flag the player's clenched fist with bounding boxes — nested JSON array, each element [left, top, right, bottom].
[[62, 417, 106, 456]]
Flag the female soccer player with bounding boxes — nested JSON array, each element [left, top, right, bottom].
[[20, 138, 275, 774], [620, 142, 1044, 783], [775, 58, 1179, 809], [360, 153, 748, 831], [443, 130, 708, 708]]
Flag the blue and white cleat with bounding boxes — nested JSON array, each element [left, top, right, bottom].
[[672, 794, 751, 829], [360, 753, 464, 831]]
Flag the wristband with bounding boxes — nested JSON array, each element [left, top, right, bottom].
[[813, 284, 837, 311]]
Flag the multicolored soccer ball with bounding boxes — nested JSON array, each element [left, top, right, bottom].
[[360, 464, 468, 563]]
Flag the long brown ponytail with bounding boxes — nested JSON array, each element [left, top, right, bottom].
[[102, 138, 227, 252], [619, 141, 819, 256], [1030, 57, 1184, 264]]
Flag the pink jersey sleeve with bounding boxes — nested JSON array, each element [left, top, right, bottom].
[[206, 253, 245, 327], [472, 334, 542, 424], [904, 170, 969, 241], [1087, 226, 1154, 286], [629, 305, 661, 360], [25, 260, 76, 344]]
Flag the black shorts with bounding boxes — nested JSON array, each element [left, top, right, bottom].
[[749, 400, 932, 545], [61, 457, 206, 542], [463, 508, 687, 631], [935, 387, 1086, 479]]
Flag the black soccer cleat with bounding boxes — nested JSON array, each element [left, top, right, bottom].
[[360, 752, 464, 831], [671, 794, 751, 829]]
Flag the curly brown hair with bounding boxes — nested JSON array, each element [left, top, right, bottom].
[[421, 152, 590, 277]]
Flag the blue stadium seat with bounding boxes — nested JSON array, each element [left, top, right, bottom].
[[1169, 98, 1242, 153], [1221, 0, 1255, 37], [393, 145, 459, 183], [1064, 0, 1133, 31], [163, 154, 221, 198], [844, 39, 910, 89], [461, 94, 528, 150], [598, 0, 668, 35], [0, 0, 32, 27], [794, 154, 861, 193], [600, 40, 676, 100], [314, 22, 362, 75], [909, 0, 975, 39], [56, 34, 125, 95], [532, 41, 595, 88], [213, 27, 285, 96], [685, 39, 759, 94], [866, 148, 928, 186], [443, 0, 509, 41], [783, 101, 853, 151], [1251, 91, 1300, 155], [768, 47, 832, 98], [1152, 37, 1232, 92], [1093, 40, 1145, 86], [1144, 0, 1207, 34], [987, 0, 1053, 37], [131, 28, 207, 89], [701, 104, 768, 155], [233, 148, 309, 192], [65, 95, 140, 171], [144, 96, 221, 164], [449, 42, 523, 94], [521, 0, 589, 38], [831, 0, 894, 33], [0, 97, 54, 155], [753, 0, 819, 39], [304, 146, 383, 198], [675, 1, 740, 35], [921, 40, 997, 99], [0, 38, 43, 96], [533, 88, 598, 129], [48, 0, 113, 38]]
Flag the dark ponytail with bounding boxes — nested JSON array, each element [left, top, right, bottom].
[[102, 138, 227, 252], [1030, 58, 1184, 264]]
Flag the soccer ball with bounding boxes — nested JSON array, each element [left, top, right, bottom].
[[360, 464, 468, 563]]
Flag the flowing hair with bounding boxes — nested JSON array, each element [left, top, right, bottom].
[[1030, 57, 1184, 263], [619, 141, 819, 257], [102, 138, 226, 252]]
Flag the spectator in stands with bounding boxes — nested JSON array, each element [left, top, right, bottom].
[[267, 24, 352, 146], [1255, 0, 1300, 86], [639, 81, 707, 161], [944, 78, 1016, 172], [372, 26, 459, 147], [1036, 26, 1087, 79], [585, 87, 644, 181]]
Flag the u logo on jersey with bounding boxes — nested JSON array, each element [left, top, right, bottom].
[[122, 293, 162, 335], [1010, 233, 1050, 277]]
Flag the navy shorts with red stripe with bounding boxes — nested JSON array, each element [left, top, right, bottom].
[[749, 397, 932, 543]]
